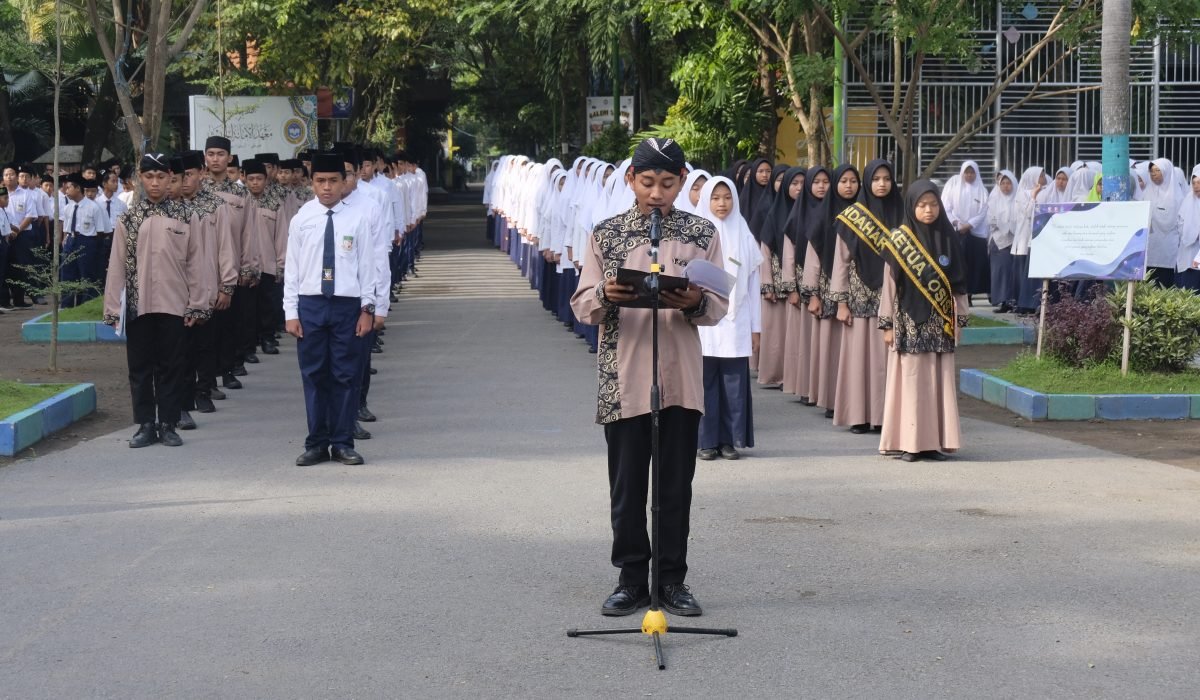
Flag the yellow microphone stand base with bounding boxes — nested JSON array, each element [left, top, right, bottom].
[[567, 607, 737, 671]]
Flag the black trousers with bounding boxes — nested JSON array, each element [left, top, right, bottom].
[[256, 274, 280, 345], [604, 407, 701, 587], [215, 297, 240, 375], [183, 319, 218, 407], [358, 328, 374, 408], [126, 313, 187, 426], [235, 283, 259, 361]]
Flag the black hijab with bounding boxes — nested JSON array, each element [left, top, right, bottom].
[[787, 166, 828, 267], [840, 159, 903, 289], [887, 180, 968, 324], [760, 167, 806, 259], [726, 158, 748, 182], [807, 164, 860, 277], [750, 164, 790, 238], [739, 157, 772, 223]]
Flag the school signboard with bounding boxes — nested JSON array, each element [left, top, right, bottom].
[[1029, 201, 1151, 280], [189, 96, 319, 157], [586, 96, 634, 143]]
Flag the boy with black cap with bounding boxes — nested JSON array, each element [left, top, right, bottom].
[[59, 172, 107, 307], [103, 153, 212, 448], [570, 138, 728, 618], [283, 151, 376, 467], [242, 158, 287, 371]]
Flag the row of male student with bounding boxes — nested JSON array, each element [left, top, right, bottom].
[[484, 138, 969, 618], [99, 142, 427, 464]]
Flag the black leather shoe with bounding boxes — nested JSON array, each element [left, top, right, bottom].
[[295, 447, 330, 466], [369, 367, 378, 375], [357, 406, 376, 422], [659, 583, 703, 617], [921, 450, 948, 461], [160, 425, 183, 447], [824, 408, 834, 419], [244, 353, 260, 364], [718, 445, 740, 460], [232, 364, 248, 376], [898, 451, 919, 462], [222, 373, 243, 389], [261, 343, 279, 355], [177, 411, 197, 430], [601, 585, 650, 616], [849, 423, 870, 434], [353, 422, 372, 440], [697, 448, 718, 461], [210, 387, 226, 400], [195, 395, 216, 413], [370, 344, 382, 354], [129, 423, 158, 448], [331, 447, 365, 465]]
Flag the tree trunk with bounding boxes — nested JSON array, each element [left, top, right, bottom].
[[82, 71, 119, 164], [1101, 0, 1131, 202], [756, 46, 778, 157], [0, 72, 14, 163]]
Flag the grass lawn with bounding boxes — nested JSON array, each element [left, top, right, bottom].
[[32, 297, 104, 323], [0, 381, 71, 419], [992, 354, 1200, 394], [969, 314, 1017, 328]]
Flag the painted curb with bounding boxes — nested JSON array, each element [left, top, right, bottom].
[[21, 313, 124, 343], [0, 383, 97, 456], [960, 369, 1200, 421]]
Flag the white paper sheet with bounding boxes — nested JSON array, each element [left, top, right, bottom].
[[683, 259, 734, 298]]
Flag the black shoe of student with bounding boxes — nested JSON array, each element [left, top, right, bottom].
[[331, 447, 365, 465], [195, 395, 216, 414], [222, 373, 243, 389], [353, 422, 372, 440], [587, 346, 597, 354], [244, 353, 260, 364], [177, 411, 197, 430], [296, 447, 330, 466], [160, 425, 183, 447], [849, 423, 871, 434], [369, 367, 378, 375], [659, 583, 703, 617], [719, 445, 740, 460], [697, 448, 718, 461], [210, 387, 226, 400], [992, 302, 1012, 314], [370, 344, 382, 354], [260, 343, 279, 355], [390, 293, 398, 303], [920, 450, 948, 461], [824, 408, 834, 419], [357, 406, 377, 422], [898, 451, 919, 463], [232, 364, 248, 376], [129, 423, 158, 448], [600, 585, 650, 616]]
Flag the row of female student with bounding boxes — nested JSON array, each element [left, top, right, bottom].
[[485, 155, 968, 464], [942, 158, 1200, 314]]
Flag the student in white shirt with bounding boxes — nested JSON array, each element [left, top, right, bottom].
[[59, 173, 107, 307]]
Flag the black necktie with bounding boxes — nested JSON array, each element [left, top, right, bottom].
[[106, 199, 111, 216], [322, 209, 335, 298], [69, 204, 77, 235]]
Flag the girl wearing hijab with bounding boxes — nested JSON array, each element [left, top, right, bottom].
[[878, 181, 969, 462], [1144, 158, 1183, 287], [830, 159, 901, 433], [674, 169, 710, 214], [740, 157, 773, 222], [941, 161, 990, 301], [1174, 165, 1200, 291], [774, 168, 811, 397], [802, 164, 860, 416], [754, 168, 797, 388], [1039, 167, 1072, 205], [757, 167, 804, 395], [985, 170, 1019, 311], [749, 164, 789, 238], [1009, 166, 1047, 314], [695, 176, 764, 460]]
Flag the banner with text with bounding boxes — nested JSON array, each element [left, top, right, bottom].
[[586, 96, 634, 143], [189, 96, 319, 158], [1029, 201, 1151, 281]]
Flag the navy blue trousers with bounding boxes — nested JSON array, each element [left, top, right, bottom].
[[61, 234, 100, 307], [698, 356, 755, 450], [296, 295, 364, 451]]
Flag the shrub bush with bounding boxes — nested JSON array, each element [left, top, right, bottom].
[[1041, 282, 1120, 367], [582, 123, 633, 164], [1109, 281, 1200, 372]]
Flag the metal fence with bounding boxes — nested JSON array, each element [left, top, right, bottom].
[[840, 4, 1200, 183]]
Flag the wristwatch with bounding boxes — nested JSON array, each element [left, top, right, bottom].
[[362, 304, 375, 315]]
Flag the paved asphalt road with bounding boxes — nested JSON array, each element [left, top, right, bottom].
[[2, 198, 1198, 698]]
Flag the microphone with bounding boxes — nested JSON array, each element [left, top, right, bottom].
[[645, 207, 663, 295], [649, 207, 662, 244]]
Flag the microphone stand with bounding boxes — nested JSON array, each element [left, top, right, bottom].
[[568, 206, 737, 670]]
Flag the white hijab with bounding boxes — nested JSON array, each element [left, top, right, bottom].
[[1012, 166, 1045, 255], [1038, 167, 1073, 204], [1144, 158, 1182, 234], [986, 169, 1019, 248], [942, 160, 987, 226], [674, 169, 711, 214], [1176, 164, 1200, 272], [696, 176, 762, 320]]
